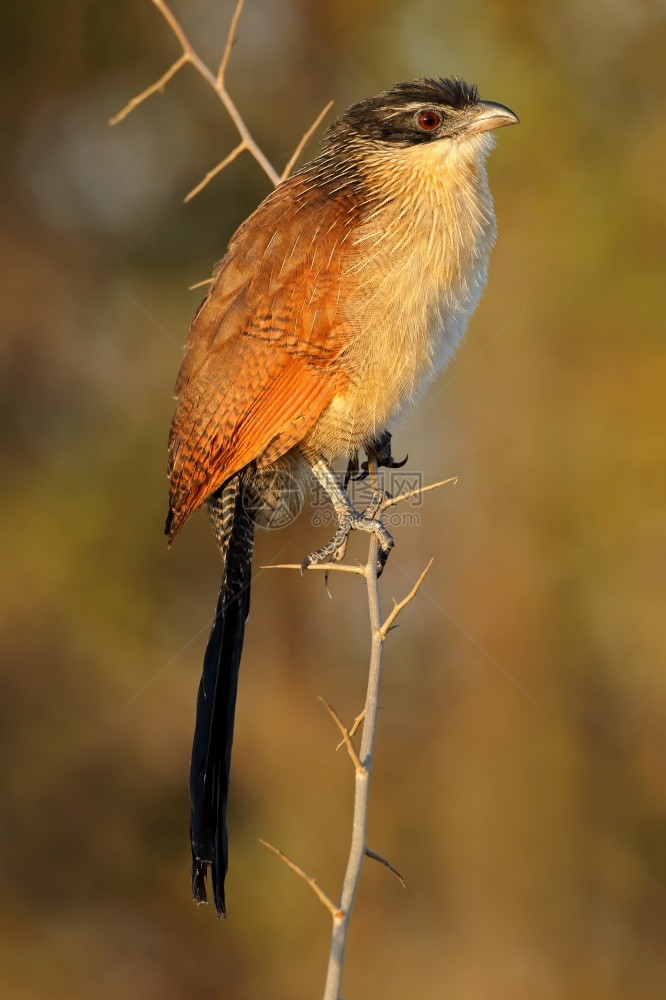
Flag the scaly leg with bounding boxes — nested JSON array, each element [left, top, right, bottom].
[[303, 459, 394, 576]]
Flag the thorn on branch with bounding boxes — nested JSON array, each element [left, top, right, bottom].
[[261, 562, 366, 577], [319, 698, 364, 773], [217, 0, 246, 87], [379, 559, 434, 637], [381, 477, 458, 512], [335, 710, 365, 750], [259, 839, 343, 918], [365, 847, 407, 888], [281, 100, 334, 181], [184, 141, 247, 202], [348, 710, 365, 738]]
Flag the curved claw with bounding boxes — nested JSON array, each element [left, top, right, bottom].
[[360, 452, 408, 475], [375, 533, 394, 578], [343, 453, 360, 489]]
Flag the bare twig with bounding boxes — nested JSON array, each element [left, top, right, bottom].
[[184, 140, 246, 202], [110, 0, 332, 197], [365, 847, 406, 889], [260, 840, 342, 918], [108, 53, 188, 126], [281, 99, 334, 181], [109, 0, 276, 184], [319, 698, 363, 773], [217, 0, 246, 86]]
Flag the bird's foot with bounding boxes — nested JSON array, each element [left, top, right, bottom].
[[301, 491, 394, 577]]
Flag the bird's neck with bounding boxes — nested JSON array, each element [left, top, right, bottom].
[[335, 137, 495, 313]]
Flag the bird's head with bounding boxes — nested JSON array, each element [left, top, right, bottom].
[[326, 77, 518, 161]]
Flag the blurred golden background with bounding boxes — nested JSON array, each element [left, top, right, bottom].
[[2, 1, 665, 997]]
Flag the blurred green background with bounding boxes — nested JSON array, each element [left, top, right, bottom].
[[2, 1, 665, 997]]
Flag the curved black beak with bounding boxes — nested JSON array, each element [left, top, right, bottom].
[[467, 100, 519, 136]]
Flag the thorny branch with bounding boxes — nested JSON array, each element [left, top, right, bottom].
[[263, 474, 453, 1000], [110, 0, 332, 197]]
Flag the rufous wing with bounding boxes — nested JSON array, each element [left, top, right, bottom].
[[166, 174, 359, 541]]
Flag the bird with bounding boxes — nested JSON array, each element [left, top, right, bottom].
[[165, 76, 518, 916]]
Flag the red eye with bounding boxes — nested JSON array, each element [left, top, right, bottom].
[[417, 110, 441, 131]]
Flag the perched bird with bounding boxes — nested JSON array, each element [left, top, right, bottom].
[[166, 77, 518, 915]]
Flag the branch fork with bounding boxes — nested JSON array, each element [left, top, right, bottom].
[[110, 0, 332, 198]]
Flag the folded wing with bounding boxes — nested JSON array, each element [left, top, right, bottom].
[[166, 174, 359, 540]]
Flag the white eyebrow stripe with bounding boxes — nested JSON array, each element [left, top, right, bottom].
[[381, 102, 449, 115]]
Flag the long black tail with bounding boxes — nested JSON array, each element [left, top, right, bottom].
[[190, 475, 254, 916]]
